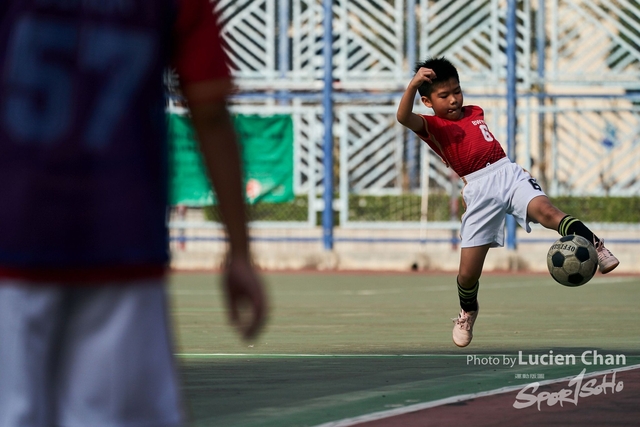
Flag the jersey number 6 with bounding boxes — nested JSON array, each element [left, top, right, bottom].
[[479, 124, 494, 142]]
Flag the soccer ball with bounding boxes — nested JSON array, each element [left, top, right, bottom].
[[547, 235, 598, 287]]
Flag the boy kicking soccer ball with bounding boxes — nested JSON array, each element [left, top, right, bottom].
[[396, 57, 619, 348]]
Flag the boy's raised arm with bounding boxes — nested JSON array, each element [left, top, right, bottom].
[[396, 67, 437, 132]]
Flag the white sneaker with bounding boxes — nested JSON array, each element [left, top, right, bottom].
[[595, 238, 619, 274], [452, 303, 479, 348]]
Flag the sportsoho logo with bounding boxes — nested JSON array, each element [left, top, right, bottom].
[[512, 368, 624, 411], [466, 351, 628, 411]]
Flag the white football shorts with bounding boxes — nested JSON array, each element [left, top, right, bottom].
[[0, 279, 183, 427], [459, 157, 546, 248]]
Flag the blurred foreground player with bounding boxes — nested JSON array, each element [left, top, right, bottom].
[[0, 1, 267, 426]]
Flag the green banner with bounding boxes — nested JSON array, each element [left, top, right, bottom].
[[168, 113, 294, 206], [234, 114, 294, 204], [168, 113, 215, 206]]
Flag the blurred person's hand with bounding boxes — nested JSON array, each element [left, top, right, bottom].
[[223, 256, 267, 340]]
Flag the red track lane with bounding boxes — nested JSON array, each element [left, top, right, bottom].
[[353, 367, 640, 427]]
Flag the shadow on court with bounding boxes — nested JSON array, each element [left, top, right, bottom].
[[178, 353, 640, 427]]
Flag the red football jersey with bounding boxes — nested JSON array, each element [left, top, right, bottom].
[[414, 105, 507, 177]]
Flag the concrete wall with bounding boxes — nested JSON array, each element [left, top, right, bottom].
[[170, 223, 639, 274]]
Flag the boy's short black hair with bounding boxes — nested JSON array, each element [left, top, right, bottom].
[[414, 57, 459, 97]]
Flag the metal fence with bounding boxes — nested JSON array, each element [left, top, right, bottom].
[[204, 0, 640, 230]]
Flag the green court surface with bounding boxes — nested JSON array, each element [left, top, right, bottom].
[[169, 271, 640, 427]]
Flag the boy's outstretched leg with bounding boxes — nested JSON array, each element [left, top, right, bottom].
[[527, 197, 619, 274], [453, 245, 490, 347], [557, 215, 619, 273]]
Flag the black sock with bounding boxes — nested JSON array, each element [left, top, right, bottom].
[[457, 278, 479, 312], [558, 215, 600, 245]]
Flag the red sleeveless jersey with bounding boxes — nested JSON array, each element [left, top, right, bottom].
[[414, 105, 507, 177], [0, 0, 230, 282]]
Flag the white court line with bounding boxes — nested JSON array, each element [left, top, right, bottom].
[[310, 363, 640, 427], [176, 353, 470, 358]]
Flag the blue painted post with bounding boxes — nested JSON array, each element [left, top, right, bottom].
[[506, 0, 517, 250], [277, 0, 290, 104], [406, 0, 417, 189], [536, 0, 546, 189], [322, 0, 334, 250], [406, 0, 416, 72]]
